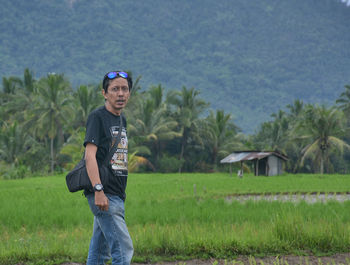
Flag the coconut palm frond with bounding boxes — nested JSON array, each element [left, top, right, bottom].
[[128, 152, 155, 172], [300, 140, 320, 166]]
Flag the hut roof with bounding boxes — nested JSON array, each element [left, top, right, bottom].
[[220, 151, 288, 164]]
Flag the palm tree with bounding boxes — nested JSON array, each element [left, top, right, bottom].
[[72, 85, 103, 127], [1, 69, 37, 123], [0, 122, 27, 165], [166, 86, 208, 172], [31, 73, 73, 173], [205, 110, 243, 170], [254, 103, 310, 173], [336, 85, 350, 137], [283, 100, 306, 173], [268, 110, 290, 151], [1, 69, 35, 95], [286, 99, 304, 121], [149, 84, 164, 109], [1, 76, 22, 95], [1, 76, 23, 122], [295, 105, 350, 174], [252, 110, 289, 153], [22, 68, 36, 93], [336, 85, 350, 115], [59, 127, 85, 170], [127, 85, 180, 168]]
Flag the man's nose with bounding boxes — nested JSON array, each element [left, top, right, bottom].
[[116, 89, 125, 96]]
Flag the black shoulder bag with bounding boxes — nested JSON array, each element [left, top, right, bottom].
[[65, 115, 123, 192]]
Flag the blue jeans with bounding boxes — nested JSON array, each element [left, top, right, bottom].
[[86, 194, 133, 265]]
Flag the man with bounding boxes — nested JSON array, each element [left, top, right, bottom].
[[84, 71, 134, 265]]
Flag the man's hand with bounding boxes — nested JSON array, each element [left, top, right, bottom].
[[85, 143, 109, 211], [95, 191, 109, 211]]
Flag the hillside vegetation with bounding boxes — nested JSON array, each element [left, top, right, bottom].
[[1, 0, 350, 131]]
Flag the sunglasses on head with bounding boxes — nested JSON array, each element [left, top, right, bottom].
[[105, 71, 128, 79]]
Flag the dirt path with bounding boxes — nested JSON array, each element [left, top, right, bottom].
[[60, 253, 350, 265], [132, 253, 350, 264]]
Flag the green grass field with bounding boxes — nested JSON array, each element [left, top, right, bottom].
[[1, 173, 350, 265]]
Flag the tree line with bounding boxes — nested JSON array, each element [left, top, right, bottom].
[[1, 69, 350, 179]]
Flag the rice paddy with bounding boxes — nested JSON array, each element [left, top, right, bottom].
[[1, 173, 350, 264]]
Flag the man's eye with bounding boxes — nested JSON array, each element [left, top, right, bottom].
[[110, 87, 128, 92]]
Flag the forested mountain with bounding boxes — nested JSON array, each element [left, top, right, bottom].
[[1, 0, 350, 132]]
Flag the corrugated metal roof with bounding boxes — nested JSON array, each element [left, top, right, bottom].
[[220, 151, 288, 163]]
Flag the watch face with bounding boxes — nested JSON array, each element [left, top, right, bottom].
[[94, 184, 103, 191]]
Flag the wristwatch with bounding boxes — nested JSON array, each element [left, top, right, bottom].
[[93, 183, 104, 192]]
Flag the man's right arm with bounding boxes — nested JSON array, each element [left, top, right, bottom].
[[85, 143, 109, 211]]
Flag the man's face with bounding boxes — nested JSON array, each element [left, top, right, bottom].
[[102, 78, 130, 115]]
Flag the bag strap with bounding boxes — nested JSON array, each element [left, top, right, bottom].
[[103, 113, 124, 166]]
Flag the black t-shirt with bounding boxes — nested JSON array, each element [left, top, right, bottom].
[[84, 106, 128, 200]]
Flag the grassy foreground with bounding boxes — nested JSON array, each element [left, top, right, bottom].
[[1, 173, 350, 264]]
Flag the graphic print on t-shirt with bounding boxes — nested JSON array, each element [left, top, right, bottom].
[[109, 126, 128, 172]]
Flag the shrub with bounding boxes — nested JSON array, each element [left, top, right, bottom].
[[157, 155, 184, 173], [0, 162, 32, 180]]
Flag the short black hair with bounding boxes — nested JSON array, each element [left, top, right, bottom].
[[102, 72, 133, 93]]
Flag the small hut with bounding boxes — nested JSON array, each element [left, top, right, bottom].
[[220, 151, 288, 176]]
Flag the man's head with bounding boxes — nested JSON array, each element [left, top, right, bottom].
[[102, 71, 132, 115], [102, 71, 133, 93]]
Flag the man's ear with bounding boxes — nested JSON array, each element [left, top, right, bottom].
[[102, 89, 107, 99]]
